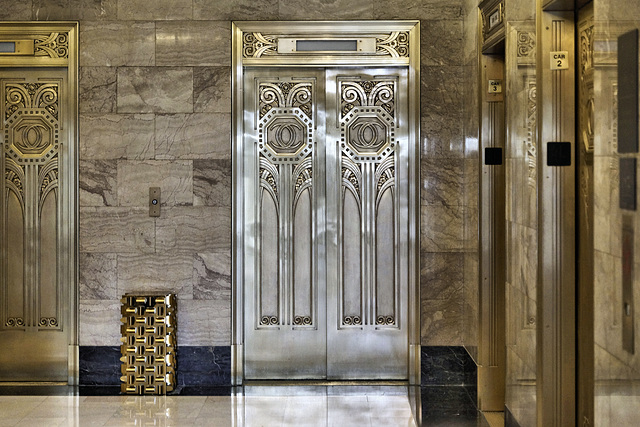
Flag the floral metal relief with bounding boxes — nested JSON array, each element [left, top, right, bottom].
[[376, 32, 409, 58], [34, 32, 69, 59], [517, 31, 535, 58], [243, 31, 409, 58]]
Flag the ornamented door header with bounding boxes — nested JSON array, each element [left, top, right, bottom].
[[234, 21, 419, 66], [0, 23, 77, 66]]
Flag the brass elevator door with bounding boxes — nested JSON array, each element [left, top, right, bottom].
[[0, 68, 69, 381], [242, 67, 410, 380]]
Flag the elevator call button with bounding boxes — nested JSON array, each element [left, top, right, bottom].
[[550, 51, 569, 70]]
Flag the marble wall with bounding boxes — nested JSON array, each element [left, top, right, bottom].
[[593, 0, 640, 424], [0, 1, 467, 348]]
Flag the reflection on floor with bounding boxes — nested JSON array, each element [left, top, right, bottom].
[[0, 385, 491, 426]]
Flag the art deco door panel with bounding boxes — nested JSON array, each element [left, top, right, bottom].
[[0, 68, 69, 381], [243, 68, 327, 379], [243, 67, 408, 380], [325, 68, 408, 379]]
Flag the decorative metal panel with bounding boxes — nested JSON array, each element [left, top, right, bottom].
[[243, 31, 409, 59], [256, 77, 316, 328], [2, 78, 61, 331], [337, 76, 398, 328], [120, 294, 177, 395]]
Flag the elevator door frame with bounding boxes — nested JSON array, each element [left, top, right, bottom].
[[0, 22, 79, 384], [231, 21, 421, 385]]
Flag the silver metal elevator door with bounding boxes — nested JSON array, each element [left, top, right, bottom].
[[243, 67, 409, 380], [0, 68, 69, 381]]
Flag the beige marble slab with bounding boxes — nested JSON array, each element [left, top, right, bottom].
[[118, 67, 193, 114], [420, 252, 463, 300], [420, 294, 462, 345], [193, 159, 232, 207], [79, 252, 118, 300], [421, 205, 465, 252], [79, 67, 117, 114], [117, 160, 193, 207], [80, 114, 155, 160], [421, 20, 463, 67], [70, 0, 118, 20], [0, 2, 32, 19], [79, 159, 118, 207], [193, 251, 231, 300], [156, 21, 230, 67], [79, 300, 122, 346], [278, 0, 374, 20], [155, 113, 231, 159], [117, 253, 194, 298], [193, 0, 278, 20], [79, 207, 155, 253], [194, 67, 231, 113], [156, 207, 231, 253], [178, 299, 230, 346], [80, 21, 155, 67], [117, 0, 192, 20], [373, 0, 462, 20]]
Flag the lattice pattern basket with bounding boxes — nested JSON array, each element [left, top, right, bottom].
[[120, 293, 177, 394]]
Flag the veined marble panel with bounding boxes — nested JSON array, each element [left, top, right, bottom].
[[79, 159, 117, 207], [463, 206, 478, 251], [420, 252, 463, 300], [79, 67, 117, 114], [421, 157, 464, 207], [80, 114, 154, 160], [193, 0, 278, 20], [79, 253, 117, 300], [421, 205, 465, 252], [156, 207, 231, 253], [421, 66, 463, 118], [155, 113, 231, 159], [117, 254, 194, 298], [70, 0, 118, 20], [278, 0, 374, 20], [373, 0, 462, 20], [0, 2, 31, 19], [594, 156, 615, 255], [420, 294, 462, 346], [194, 251, 231, 300], [117, 160, 193, 207], [594, 250, 617, 350], [420, 21, 463, 67], [156, 22, 230, 66], [194, 67, 231, 113], [178, 299, 230, 346], [79, 207, 155, 253], [117, 67, 193, 114], [420, 115, 464, 159], [117, 0, 192, 20], [79, 300, 122, 346], [463, 158, 479, 208], [33, 0, 71, 20], [80, 21, 155, 67], [193, 159, 232, 207]]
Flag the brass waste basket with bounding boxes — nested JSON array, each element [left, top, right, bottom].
[[120, 293, 177, 394]]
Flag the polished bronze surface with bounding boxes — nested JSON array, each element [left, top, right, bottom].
[[120, 294, 177, 395], [0, 22, 78, 384]]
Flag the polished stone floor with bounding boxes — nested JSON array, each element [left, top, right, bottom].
[[0, 385, 494, 426]]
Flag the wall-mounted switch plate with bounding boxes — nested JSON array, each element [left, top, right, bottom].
[[149, 187, 160, 217]]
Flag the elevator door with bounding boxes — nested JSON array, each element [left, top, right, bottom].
[[243, 67, 409, 380], [0, 68, 71, 381]]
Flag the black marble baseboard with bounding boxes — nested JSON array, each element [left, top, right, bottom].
[[80, 345, 476, 388], [420, 346, 477, 387], [79, 345, 232, 386]]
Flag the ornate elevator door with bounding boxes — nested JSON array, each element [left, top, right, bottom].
[[0, 23, 78, 382], [242, 67, 410, 380]]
